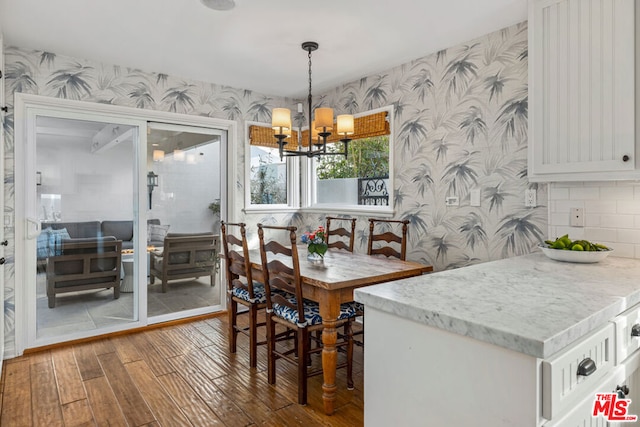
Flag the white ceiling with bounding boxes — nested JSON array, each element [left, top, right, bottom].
[[0, 0, 528, 99]]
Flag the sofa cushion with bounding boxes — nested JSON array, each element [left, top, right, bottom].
[[42, 221, 101, 239], [148, 224, 170, 244], [101, 220, 133, 241]]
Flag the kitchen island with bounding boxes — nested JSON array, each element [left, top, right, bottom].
[[355, 253, 640, 426]]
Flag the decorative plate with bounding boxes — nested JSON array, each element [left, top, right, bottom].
[[537, 243, 613, 263]]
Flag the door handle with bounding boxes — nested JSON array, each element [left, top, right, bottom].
[[26, 218, 41, 240]]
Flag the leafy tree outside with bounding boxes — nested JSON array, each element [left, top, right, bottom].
[[316, 136, 389, 179], [250, 151, 287, 204]]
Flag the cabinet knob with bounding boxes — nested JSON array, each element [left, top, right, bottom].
[[577, 357, 597, 376], [632, 324, 640, 337], [0, 240, 7, 246], [616, 385, 630, 399], [623, 155, 630, 162], [0, 257, 6, 265]]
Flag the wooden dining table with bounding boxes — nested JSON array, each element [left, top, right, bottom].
[[248, 247, 433, 415]]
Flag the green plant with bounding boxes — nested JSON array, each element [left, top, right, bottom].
[[316, 136, 389, 180], [208, 199, 221, 215], [250, 152, 287, 204]]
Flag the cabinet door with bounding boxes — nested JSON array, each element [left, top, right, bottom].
[[609, 365, 640, 427], [544, 367, 627, 427], [529, 0, 636, 181]]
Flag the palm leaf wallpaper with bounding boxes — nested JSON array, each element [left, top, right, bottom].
[[303, 21, 546, 269], [2, 21, 546, 351]]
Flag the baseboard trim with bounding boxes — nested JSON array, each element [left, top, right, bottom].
[[22, 311, 228, 355]]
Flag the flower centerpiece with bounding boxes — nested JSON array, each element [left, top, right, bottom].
[[301, 226, 328, 263]]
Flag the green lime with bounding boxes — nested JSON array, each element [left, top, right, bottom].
[[551, 240, 566, 249], [571, 244, 584, 251]]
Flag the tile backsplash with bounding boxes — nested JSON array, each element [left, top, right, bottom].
[[548, 181, 640, 259]]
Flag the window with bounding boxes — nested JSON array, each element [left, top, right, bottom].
[[309, 108, 393, 214], [245, 107, 392, 214], [246, 122, 298, 210], [314, 135, 389, 205], [249, 146, 287, 205]]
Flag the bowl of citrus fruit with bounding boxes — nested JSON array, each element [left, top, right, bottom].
[[538, 235, 613, 263]]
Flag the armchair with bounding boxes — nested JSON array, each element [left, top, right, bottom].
[[149, 233, 219, 293], [46, 236, 122, 308]]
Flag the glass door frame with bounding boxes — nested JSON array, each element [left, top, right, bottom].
[[13, 93, 236, 355]]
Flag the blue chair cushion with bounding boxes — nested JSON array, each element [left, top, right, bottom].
[[37, 227, 53, 258], [49, 228, 71, 256], [231, 282, 267, 304], [273, 295, 358, 327], [353, 301, 364, 313]]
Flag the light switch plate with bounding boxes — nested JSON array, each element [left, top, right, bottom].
[[470, 189, 481, 207]]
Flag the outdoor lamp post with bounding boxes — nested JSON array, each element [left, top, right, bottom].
[[147, 171, 158, 209]]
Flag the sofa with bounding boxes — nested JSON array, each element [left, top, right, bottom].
[[38, 219, 164, 260]]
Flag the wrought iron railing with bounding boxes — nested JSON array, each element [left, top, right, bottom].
[[358, 177, 389, 206]]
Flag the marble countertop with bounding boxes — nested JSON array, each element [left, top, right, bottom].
[[354, 253, 640, 359]]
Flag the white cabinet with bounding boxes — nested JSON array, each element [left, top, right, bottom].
[[543, 305, 640, 426], [541, 323, 615, 420], [544, 367, 625, 427], [528, 0, 638, 182]]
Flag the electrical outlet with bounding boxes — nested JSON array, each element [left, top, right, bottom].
[[570, 208, 584, 227], [445, 196, 459, 206], [525, 189, 537, 207]]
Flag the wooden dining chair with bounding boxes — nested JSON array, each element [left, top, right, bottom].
[[354, 218, 411, 346], [257, 223, 356, 405], [221, 221, 267, 368], [367, 218, 410, 260], [325, 216, 357, 252]]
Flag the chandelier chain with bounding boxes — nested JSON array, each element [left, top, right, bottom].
[[308, 48, 313, 108]]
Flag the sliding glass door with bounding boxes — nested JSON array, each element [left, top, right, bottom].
[[146, 123, 224, 321], [17, 96, 229, 351], [28, 113, 143, 346]]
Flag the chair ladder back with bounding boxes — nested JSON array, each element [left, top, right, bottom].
[[257, 223, 305, 324], [367, 218, 409, 261], [326, 216, 357, 252], [220, 221, 256, 299]]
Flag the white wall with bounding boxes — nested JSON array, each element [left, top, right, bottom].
[[37, 138, 134, 222], [548, 181, 640, 259], [151, 142, 221, 233]]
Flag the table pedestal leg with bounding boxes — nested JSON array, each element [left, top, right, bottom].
[[321, 299, 339, 415]]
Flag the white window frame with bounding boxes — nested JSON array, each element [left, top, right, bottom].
[[244, 121, 300, 213], [243, 106, 394, 217], [305, 105, 394, 216]]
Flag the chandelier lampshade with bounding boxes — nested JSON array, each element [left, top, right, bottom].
[[272, 41, 353, 159]]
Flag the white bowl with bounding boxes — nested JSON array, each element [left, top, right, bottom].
[[537, 243, 613, 263]]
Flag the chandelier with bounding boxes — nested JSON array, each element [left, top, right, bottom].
[[271, 41, 354, 160]]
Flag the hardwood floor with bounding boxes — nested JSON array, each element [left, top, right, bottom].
[[0, 313, 364, 426]]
